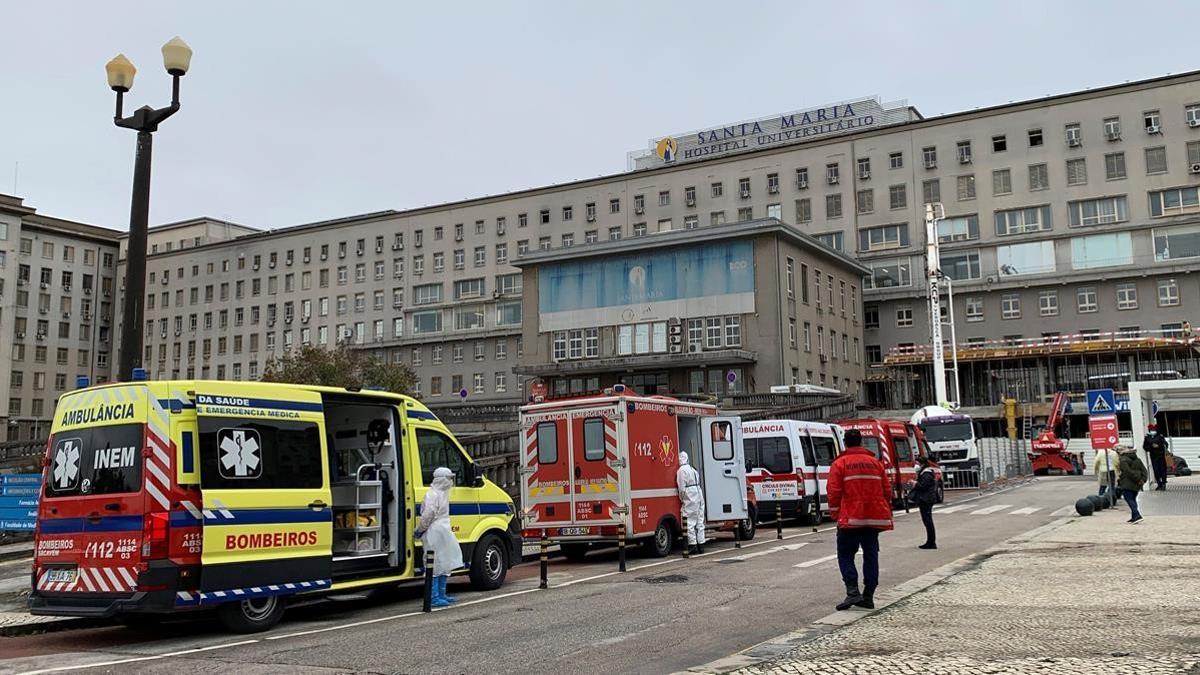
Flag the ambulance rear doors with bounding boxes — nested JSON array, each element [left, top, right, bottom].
[[193, 383, 334, 595], [797, 422, 840, 516], [699, 417, 748, 522]]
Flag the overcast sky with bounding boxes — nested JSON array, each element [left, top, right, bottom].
[[2, 1, 1195, 231]]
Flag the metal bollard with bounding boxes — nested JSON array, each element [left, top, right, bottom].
[[776, 500, 783, 540], [422, 549, 435, 613], [539, 530, 549, 590], [681, 512, 690, 558], [618, 522, 627, 572]]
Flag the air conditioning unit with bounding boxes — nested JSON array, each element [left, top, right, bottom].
[[160, 331, 167, 339], [1067, 137, 1082, 147], [63, 286, 71, 293], [321, 253, 329, 260], [827, 176, 839, 185], [40, 282, 48, 289], [15, 332, 24, 339], [82, 314, 91, 321], [923, 160, 936, 169], [268, 320, 276, 327], [740, 189, 751, 198], [302, 316, 310, 323], [284, 317, 293, 324], [1190, 162, 1200, 175], [392, 244, 403, 251], [1188, 118, 1200, 128], [303, 256, 311, 263], [36, 333, 45, 341], [688, 343, 700, 353], [285, 258, 293, 266], [252, 264, 260, 271], [796, 179, 809, 189], [17, 279, 26, 286], [269, 261, 276, 269], [175, 329, 182, 336], [635, 206, 645, 215], [455, 234, 463, 242], [585, 214, 595, 222], [686, 198, 696, 207], [83, 288, 91, 294], [669, 335, 682, 345], [62, 312, 70, 319], [958, 154, 972, 165], [1146, 125, 1161, 135], [768, 185, 780, 194], [819, 353, 828, 363], [669, 344, 683, 354], [375, 245, 383, 254], [858, 171, 870, 180], [1106, 131, 1121, 141], [103, 290, 112, 297], [38, 308, 47, 315]]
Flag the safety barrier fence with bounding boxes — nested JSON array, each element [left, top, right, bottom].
[[940, 437, 1034, 492]]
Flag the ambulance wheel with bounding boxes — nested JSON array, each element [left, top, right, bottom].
[[217, 596, 285, 634], [737, 510, 757, 541], [469, 534, 509, 591], [644, 520, 674, 558], [560, 543, 590, 562], [800, 500, 820, 526]]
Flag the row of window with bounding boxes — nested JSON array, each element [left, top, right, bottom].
[[12, 318, 111, 344], [787, 320, 861, 365], [13, 238, 114, 267], [424, 371, 512, 397], [870, 278, 1182, 329], [549, 316, 745, 361], [783, 258, 860, 319], [10, 344, 103, 369], [12, 292, 112, 321], [13, 265, 114, 293]]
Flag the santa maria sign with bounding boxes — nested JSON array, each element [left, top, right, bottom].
[[630, 97, 919, 169]]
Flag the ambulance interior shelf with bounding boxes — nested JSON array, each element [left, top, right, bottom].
[[327, 412, 397, 558], [333, 464, 386, 555]]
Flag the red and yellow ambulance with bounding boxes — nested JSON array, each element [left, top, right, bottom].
[[31, 380, 520, 632]]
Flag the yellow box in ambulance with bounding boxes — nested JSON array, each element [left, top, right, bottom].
[[31, 380, 520, 632]]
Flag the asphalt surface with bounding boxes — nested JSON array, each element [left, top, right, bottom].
[[0, 477, 1088, 675]]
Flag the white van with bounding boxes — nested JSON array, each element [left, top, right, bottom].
[[741, 420, 843, 525]]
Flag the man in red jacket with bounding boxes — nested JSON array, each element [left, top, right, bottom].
[[827, 429, 894, 611]]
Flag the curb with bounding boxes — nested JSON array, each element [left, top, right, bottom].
[[682, 516, 1077, 674], [0, 616, 104, 638]]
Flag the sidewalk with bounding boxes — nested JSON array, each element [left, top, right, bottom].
[[692, 479, 1200, 674]]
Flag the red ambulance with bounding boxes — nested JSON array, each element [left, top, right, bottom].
[[836, 418, 944, 506], [520, 388, 754, 559]]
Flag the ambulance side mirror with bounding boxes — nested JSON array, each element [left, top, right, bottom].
[[467, 463, 485, 488]]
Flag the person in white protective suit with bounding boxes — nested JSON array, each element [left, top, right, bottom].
[[677, 451, 706, 554], [415, 467, 465, 607]]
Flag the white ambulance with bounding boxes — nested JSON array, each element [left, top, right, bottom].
[[741, 420, 843, 525]]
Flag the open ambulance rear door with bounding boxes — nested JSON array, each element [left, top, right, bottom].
[[700, 417, 748, 522]]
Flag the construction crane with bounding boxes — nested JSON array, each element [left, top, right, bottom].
[[1028, 391, 1083, 475]]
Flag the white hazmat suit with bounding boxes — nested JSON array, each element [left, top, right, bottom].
[[676, 451, 706, 547], [418, 467, 465, 576]]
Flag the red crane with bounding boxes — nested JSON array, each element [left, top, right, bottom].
[[1029, 392, 1083, 474]]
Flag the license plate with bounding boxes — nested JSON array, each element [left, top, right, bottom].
[[559, 527, 591, 536], [45, 568, 77, 584]]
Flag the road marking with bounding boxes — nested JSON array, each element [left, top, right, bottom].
[[934, 504, 974, 514], [792, 552, 852, 568], [15, 639, 260, 675], [1050, 505, 1077, 516], [1009, 507, 1042, 515], [720, 543, 809, 562], [969, 504, 1012, 515]]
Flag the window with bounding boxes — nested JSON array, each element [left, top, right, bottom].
[[496, 243, 508, 264], [856, 189, 873, 214], [956, 174, 976, 200], [632, 223, 647, 237], [896, 307, 913, 327], [1104, 116, 1121, 139], [1071, 232, 1133, 270], [795, 198, 811, 223], [785, 258, 795, 298], [1066, 158, 1088, 185], [994, 205, 1052, 235], [454, 305, 485, 330], [1027, 163, 1049, 191], [1068, 196, 1128, 227], [539, 236, 552, 250], [992, 169, 1012, 196], [735, 207, 752, 222], [1145, 146, 1168, 174], [414, 283, 443, 305], [1148, 186, 1200, 218], [794, 168, 808, 188], [992, 135, 1007, 152], [1116, 282, 1138, 310], [1028, 128, 1043, 147], [474, 246, 487, 265], [937, 215, 979, 242], [496, 272, 522, 295], [1001, 294, 1021, 319], [609, 226, 622, 241], [865, 258, 912, 289], [997, 240, 1055, 276], [411, 310, 442, 334], [1039, 290, 1059, 317], [656, 219, 672, 233], [889, 152, 903, 169], [710, 182, 723, 198], [563, 204, 574, 220], [1065, 123, 1081, 146], [585, 229, 599, 242], [1158, 279, 1180, 307], [857, 158, 871, 179], [922, 178, 940, 205], [889, 184, 906, 209], [585, 327, 599, 357], [435, 252, 447, 272], [799, 263, 809, 304], [1105, 152, 1126, 180], [766, 203, 782, 220], [788, 319, 797, 347], [857, 223, 909, 252], [540, 209, 551, 225], [609, 198, 620, 215], [815, 232, 844, 251], [1189, 141, 1200, 167], [825, 194, 842, 218], [956, 140, 972, 163], [922, 146, 937, 168], [1187, 104, 1200, 127], [966, 296, 983, 322], [825, 164, 839, 185], [1077, 287, 1098, 313], [940, 251, 981, 281], [724, 316, 741, 347], [496, 302, 521, 326], [454, 278, 484, 299], [517, 240, 529, 254], [416, 429, 469, 486]]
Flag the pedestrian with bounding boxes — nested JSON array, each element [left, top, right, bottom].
[[1143, 424, 1169, 491], [676, 451, 706, 554], [908, 455, 938, 550], [414, 467, 464, 607], [1093, 446, 1120, 497], [1117, 446, 1148, 524], [827, 429, 893, 611]]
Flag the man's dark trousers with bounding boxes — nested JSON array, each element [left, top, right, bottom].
[[837, 527, 880, 587]]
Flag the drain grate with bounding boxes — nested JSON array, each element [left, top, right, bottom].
[[637, 574, 688, 584]]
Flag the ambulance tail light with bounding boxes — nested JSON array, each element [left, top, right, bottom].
[[143, 512, 170, 559]]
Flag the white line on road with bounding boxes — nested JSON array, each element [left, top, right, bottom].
[[1009, 507, 1042, 515], [1050, 505, 1077, 516], [15, 639, 261, 675], [933, 504, 974, 514], [721, 543, 809, 562], [970, 504, 1013, 515]]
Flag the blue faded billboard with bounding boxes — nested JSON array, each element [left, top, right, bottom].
[[538, 241, 755, 331]]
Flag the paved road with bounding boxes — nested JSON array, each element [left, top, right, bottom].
[[0, 477, 1088, 675]]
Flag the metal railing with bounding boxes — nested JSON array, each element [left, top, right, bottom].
[[0, 439, 46, 472], [940, 437, 1034, 491], [461, 431, 522, 497], [428, 402, 521, 423], [737, 395, 857, 423]]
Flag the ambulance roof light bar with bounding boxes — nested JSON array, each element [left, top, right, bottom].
[[75, 376, 90, 389], [131, 367, 149, 382]]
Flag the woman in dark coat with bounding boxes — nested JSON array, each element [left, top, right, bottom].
[[1117, 445, 1148, 524], [910, 455, 938, 549]]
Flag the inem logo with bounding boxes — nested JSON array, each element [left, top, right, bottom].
[[655, 137, 678, 162]]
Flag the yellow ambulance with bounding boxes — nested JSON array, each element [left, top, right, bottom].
[[31, 379, 521, 632]]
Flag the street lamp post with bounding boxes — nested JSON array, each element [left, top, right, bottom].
[[107, 37, 192, 381]]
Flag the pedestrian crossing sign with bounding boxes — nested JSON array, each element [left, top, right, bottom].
[[1086, 388, 1116, 416]]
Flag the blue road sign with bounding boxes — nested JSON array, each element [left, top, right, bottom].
[[1086, 388, 1116, 416], [0, 474, 40, 532], [1151, 400, 1160, 417]]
